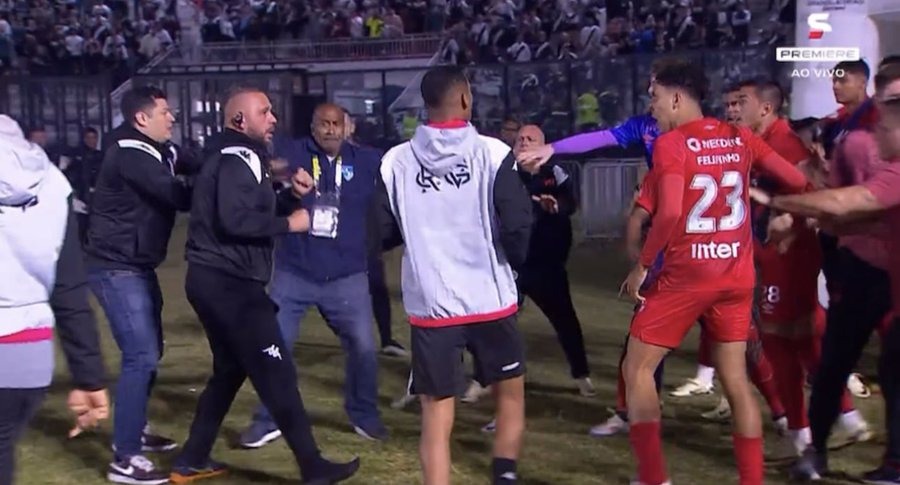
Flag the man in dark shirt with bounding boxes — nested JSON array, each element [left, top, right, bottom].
[[174, 87, 359, 485], [514, 125, 593, 396], [65, 126, 103, 245], [85, 86, 190, 485]]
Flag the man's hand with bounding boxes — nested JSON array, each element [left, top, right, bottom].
[[749, 186, 772, 206], [766, 213, 797, 254], [516, 144, 553, 174], [67, 388, 109, 438], [287, 209, 310, 232], [619, 264, 648, 303], [291, 168, 315, 198], [532, 194, 559, 214]]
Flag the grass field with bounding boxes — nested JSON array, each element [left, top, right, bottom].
[[18, 219, 886, 484]]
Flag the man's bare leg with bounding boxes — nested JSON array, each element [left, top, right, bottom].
[[492, 376, 525, 483], [419, 395, 455, 485], [713, 340, 764, 485], [623, 338, 670, 485]]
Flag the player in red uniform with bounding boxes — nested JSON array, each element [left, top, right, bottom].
[[620, 61, 807, 485], [735, 79, 866, 459]]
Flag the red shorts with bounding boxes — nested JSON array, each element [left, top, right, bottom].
[[630, 286, 754, 349]]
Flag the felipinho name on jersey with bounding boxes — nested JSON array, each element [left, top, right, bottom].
[[776, 47, 860, 62]]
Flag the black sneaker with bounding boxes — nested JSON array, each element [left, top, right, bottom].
[[302, 457, 361, 485], [107, 455, 170, 485], [352, 421, 389, 442], [863, 465, 900, 484], [141, 427, 178, 453], [170, 459, 228, 484], [380, 340, 408, 358], [112, 428, 178, 454], [238, 420, 282, 449]]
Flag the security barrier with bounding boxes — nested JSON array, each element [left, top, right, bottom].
[[579, 159, 646, 240]]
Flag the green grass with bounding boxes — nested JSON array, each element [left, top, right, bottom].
[[18, 219, 886, 484]]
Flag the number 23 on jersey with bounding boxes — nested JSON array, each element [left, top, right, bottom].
[[686, 170, 747, 234]]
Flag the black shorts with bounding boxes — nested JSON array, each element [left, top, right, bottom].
[[409, 316, 526, 399]]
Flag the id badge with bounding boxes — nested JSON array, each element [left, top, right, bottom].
[[310, 193, 340, 239]]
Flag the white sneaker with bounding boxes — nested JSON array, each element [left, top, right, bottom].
[[848, 373, 871, 398], [669, 378, 714, 397], [576, 377, 597, 397], [700, 396, 731, 421], [390, 392, 417, 410], [460, 380, 491, 404], [589, 413, 629, 438], [770, 425, 810, 460], [831, 412, 873, 448]]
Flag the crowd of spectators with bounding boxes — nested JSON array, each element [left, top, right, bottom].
[[437, 0, 795, 65], [198, 0, 794, 60], [1, 0, 180, 79]]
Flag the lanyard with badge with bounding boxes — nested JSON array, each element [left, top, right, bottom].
[[310, 155, 342, 239]]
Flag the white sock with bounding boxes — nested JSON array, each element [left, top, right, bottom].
[[839, 409, 865, 429], [792, 427, 812, 448], [695, 365, 716, 387]]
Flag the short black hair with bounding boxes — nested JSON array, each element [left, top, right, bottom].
[[653, 60, 708, 102], [880, 96, 900, 122], [121, 86, 166, 125], [876, 63, 900, 93], [835, 60, 870, 80], [420, 66, 469, 109], [25, 125, 45, 136], [880, 55, 900, 70], [736, 79, 785, 112], [790, 117, 819, 132], [83, 126, 98, 135]]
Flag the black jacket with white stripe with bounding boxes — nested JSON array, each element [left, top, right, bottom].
[[185, 129, 301, 283], [86, 126, 191, 271]]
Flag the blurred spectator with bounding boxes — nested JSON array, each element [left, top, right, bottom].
[[2, 0, 180, 78]]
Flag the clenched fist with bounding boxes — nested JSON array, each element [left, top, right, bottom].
[[291, 168, 315, 197], [67, 388, 110, 438]]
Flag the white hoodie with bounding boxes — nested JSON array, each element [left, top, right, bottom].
[[0, 115, 72, 337], [380, 123, 519, 326]]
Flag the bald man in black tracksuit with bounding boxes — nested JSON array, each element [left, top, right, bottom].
[[514, 125, 592, 394]]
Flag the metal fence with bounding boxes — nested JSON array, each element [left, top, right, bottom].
[[151, 34, 443, 73], [579, 159, 646, 240]]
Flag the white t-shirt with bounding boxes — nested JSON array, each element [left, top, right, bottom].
[[65, 33, 85, 56]]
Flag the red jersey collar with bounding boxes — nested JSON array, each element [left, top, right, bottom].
[[427, 119, 468, 129]]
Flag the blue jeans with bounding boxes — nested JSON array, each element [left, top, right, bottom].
[[253, 270, 381, 429], [88, 268, 163, 458]]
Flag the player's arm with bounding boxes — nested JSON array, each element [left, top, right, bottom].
[[750, 134, 807, 194], [769, 164, 900, 219], [626, 206, 651, 263], [373, 172, 404, 251], [637, 137, 683, 269], [551, 115, 644, 154]]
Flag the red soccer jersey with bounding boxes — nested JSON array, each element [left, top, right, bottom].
[[754, 118, 822, 323], [640, 118, 806, 292]]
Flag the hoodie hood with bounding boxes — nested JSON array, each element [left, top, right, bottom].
[[410, 123, 481, 177], [0, 115, 52, 206]]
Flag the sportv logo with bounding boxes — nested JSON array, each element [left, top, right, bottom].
[[808, 13, 831, 39]]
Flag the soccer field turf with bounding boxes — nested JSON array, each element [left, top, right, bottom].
[[17, 220, 885, 484]]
